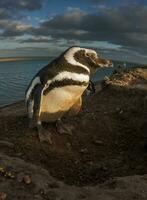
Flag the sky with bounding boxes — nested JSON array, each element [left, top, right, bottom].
[[0, 0, 147, 63]]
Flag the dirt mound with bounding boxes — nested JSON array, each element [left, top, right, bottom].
[[103, 66, 147, 90]]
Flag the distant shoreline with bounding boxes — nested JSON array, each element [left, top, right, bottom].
[[0, 57, 145, 66], [0, 57, 53, 62]]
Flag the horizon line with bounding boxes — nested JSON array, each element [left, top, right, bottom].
[[0, 56, 54, 62], [0, 56, 145, 66]]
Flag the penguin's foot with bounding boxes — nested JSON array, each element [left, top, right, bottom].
[[28, 118, 36, 129], [37, 125, 52, 144], [56, 119, 74, 135]]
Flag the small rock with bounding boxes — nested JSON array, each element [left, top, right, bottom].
[[114, 141, 118, 145], [34, 194, 41, 200], [0, 192, 7, 200], [74, 160, 79, 165], [88, 161, 94, 166], [0, 141, 14, 148], [48, 181, 60, 189], [15, 152, 24, 157], [39, 189, 45, 195], [0, 166, 15, 179], [93, 140, 104, 146], [80, 148, 88, 154], [77, 193, 87, 199], [119, 151, 124, 155], [0, 167, 5, 174], [17, 172, 24, 183], [116, 107, 120, 112], [5, 171, 15, 179], [101, 166, 108, 171], [119, 110, 123, 114], [23, 175, 32, 185], [66, 143, 72, 150]]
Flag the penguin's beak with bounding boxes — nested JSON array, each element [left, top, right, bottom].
[[105, 60, 113, 68]]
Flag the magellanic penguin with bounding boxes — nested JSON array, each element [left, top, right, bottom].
[[25, 46, 112, 143]]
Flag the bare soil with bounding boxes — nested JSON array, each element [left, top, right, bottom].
[[0, 67, 147, 199]]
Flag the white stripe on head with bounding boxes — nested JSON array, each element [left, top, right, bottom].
[[25, 76, 40, 102], [46, 71, 89, 87], [64, 47, 91, 73], [84, 48, 97, 57]]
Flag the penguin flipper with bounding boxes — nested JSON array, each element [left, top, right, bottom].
[[27, 84, 44, 127], [33, 84, 45, 124], [27, 84, 53, 144]]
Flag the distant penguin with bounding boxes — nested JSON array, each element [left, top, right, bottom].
[[25, 46, 112, 143]]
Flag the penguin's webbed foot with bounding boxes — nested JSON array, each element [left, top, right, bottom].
[[56, 119, 74, 135], [37, 124, 52, 144], [28, 118, 36, 129]]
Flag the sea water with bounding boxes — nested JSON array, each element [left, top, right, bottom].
[[0, 59, 137, 107]]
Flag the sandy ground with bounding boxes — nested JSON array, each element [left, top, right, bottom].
[[0, 67, 147, 199]]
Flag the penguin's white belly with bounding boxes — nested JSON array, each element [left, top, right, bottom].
[[40, 85, 86, 122]]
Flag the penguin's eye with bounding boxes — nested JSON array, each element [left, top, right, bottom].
[[86, 53, 93, 57], [86, 53, 97, 60]]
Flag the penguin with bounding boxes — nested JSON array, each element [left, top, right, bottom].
[[25, 46, 112, 143]]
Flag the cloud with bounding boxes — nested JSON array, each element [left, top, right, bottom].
[[28, 4, 147, 54], [0, 20, 31, 37], [20, 37, 52, 43], [0, 8, 10, 19], [1, 2, 147, 61], [0, 0, 44, 11], [0, 0, 46, 20]]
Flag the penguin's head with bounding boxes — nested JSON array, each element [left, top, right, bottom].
[[64, 46, 113, 74], [84, 49, 113, 73]]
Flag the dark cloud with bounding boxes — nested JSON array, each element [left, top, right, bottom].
[[0, 0, 44, 11], [28, 4, 147, 54], [1, 3, 147, 56], [0, 20, 30, 37], [20, 38, 52, 43], [0, 8, 10, 19], [0, 0, 45, 20]]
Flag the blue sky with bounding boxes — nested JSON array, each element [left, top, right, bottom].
[[0, 0, 147, 63]]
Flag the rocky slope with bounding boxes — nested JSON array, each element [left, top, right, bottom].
[[0, 66, 147, 200]]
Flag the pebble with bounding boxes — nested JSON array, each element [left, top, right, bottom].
[[77, 193, 87, 199], [0, 192, 7, 200], [48, 181, 60, 189], [115, 107, 119, 111], [0, 166, 15, 179], [5, 171, 15, 179], [23, 175, 32, 185], [17, 172, 25, 182], [0, 141, 14, 148], [40, 189, 45, 195], [119, 110, 123, 114], [80, 148, 88, 154], [93, 140, 104, 146], [101, 166, 108, 171], [66, 143, 72, 150]]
